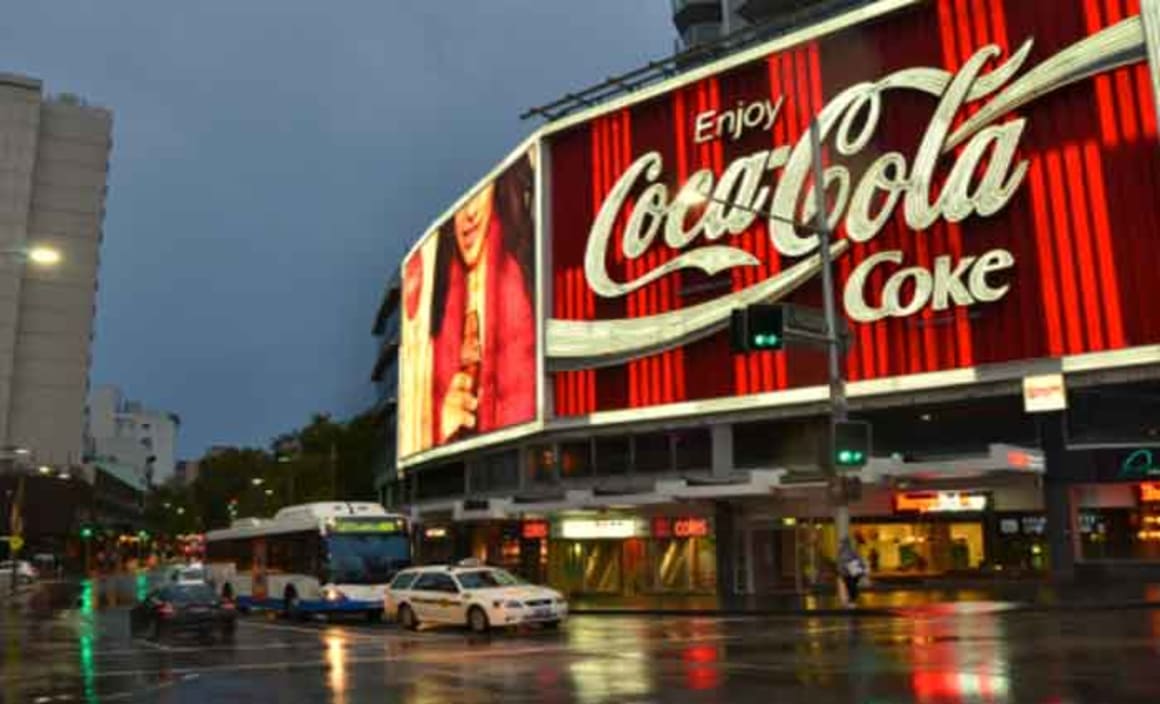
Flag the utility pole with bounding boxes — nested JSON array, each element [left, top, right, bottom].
[[8, 473, 24, 595], [809, 117, 851, 550]]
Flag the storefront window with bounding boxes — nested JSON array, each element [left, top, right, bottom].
[[853, 522, 984, 575], [1074, 483, 1160, 563]]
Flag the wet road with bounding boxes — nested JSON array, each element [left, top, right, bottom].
[[4, 580, 1160, 702]]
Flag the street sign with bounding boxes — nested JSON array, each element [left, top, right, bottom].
[[782, 304, 851, 349]]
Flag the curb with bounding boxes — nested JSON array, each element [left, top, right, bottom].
[[570, 600, 1160, 618]]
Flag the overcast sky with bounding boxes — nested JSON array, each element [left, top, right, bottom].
[[1, 2, 674, 457]]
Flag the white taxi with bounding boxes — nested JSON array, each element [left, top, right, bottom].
[[385, 562, 568, 633]]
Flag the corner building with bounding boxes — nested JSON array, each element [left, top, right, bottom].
[[375, 0, 1160, 601]]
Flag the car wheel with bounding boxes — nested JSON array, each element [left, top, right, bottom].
[[543, 620, 561, 630], [467, 606, 490, 634], [365, 610, 382, 624], [398, 604, 418, 631]]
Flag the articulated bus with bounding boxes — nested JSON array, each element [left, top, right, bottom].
[[205, 502, 410, 620]]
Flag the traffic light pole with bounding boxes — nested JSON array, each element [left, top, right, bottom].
[[808, 118, 852, 551]]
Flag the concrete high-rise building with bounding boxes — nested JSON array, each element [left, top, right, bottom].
[[0, 73, 111, 468], [670, 0, 851, 49], [86, 385, 180, 486]]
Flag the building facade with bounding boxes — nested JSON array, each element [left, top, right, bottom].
[[86, 385, 180, 486], [376, 0, 1160, 600], [370, 273, 401, 505], [0, 73, 111, 469]]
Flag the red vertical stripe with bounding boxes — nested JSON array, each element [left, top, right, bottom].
[[1044, 151, 1084, 353], [1027, 162, 1065, 356], [1063, 144, 1105, 350], [1081, 142, 1125, 348]]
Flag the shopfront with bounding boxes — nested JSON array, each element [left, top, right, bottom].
[[546, 515, 717, 597], [1074, 482, 1160, 563]]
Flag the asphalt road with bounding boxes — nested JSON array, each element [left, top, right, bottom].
[[4, 583, 1160, 702]]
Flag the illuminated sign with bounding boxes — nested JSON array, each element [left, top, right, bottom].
[[522, 521, 549, 540], [1119, 450, 1160, 479], [1139, 483, 1160, 503], [548, 14, 1152, 366], [559, 519, 640, 540], [651, 517, 712, 538], [673, 518, 710, 538], [330, 518, 406, 534], [1022, 374, 1067, 413], [895, 492, 988, 514], [424, 527, 448, 539]]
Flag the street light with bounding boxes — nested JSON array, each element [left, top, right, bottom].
[[37, 465, 51, 475], [251, 477, 264, 486], [27, 246, 61, 266]]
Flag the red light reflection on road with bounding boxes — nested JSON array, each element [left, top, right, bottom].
[[682, 644, 720, 690]]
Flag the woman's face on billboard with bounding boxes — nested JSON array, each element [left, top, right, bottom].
[[452, 182, 495, 268]]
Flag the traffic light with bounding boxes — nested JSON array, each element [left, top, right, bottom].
[[834, 421, 871, 468], [80, 526, 94, 540], [730, 304, 785, 352]]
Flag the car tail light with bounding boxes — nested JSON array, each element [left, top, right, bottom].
[[220, 600, 236, 611], [158, 603, 176, 618]]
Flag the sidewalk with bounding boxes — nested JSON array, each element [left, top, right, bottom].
[[568, 579, 1160, 617]]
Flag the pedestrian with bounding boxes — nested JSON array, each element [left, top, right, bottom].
[[838, 537, 867, 607]]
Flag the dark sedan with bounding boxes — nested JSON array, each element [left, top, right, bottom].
[[130, 583, 236, 642]]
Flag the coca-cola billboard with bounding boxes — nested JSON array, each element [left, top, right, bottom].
[[545, 0, 1160, 418]]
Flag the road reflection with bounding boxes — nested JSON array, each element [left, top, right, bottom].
[[325, 631, 347, 704]]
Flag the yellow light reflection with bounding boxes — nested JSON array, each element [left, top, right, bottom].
[[326, 633, 347, 704]]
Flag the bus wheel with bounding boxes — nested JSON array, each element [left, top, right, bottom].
[[283, 589, 302, 621], [398, 604, 418, 631]]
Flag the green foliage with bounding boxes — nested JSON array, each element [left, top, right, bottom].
[[145, 411, 384, 535]]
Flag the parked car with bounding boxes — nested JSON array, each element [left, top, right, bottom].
[[0, 560, 38, 585], [385, 562, 567, 633], [130, 583, 236, 642]]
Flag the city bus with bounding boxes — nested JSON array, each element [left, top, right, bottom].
[[205, 502, 410, 620]]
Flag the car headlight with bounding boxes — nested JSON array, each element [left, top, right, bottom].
[[493, 600, 523, 609], [324, 588, 347, 602]]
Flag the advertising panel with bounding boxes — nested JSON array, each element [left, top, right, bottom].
[[545, 0, 1160, 418], [398, 145, 538, 459]]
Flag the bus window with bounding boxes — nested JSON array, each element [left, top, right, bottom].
[[326, 532, 410, 585]]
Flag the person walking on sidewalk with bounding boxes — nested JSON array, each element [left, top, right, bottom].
[[838, 538, 868, 607]]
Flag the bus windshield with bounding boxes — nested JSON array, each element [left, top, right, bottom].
[[326, 533, 410, 585]]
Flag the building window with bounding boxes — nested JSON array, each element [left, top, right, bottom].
[[559, 441, 593, 479], [415, 463, 465, 501], [634, 433, 672, 474], [473, 451, 520, 493], [595, 436, 630, 476], [526, 445, 558, 486], [673, 428, 712, 472], [733, 420, 778, 468]]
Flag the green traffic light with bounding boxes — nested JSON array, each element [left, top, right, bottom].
[[80, 527, 93, 539]]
